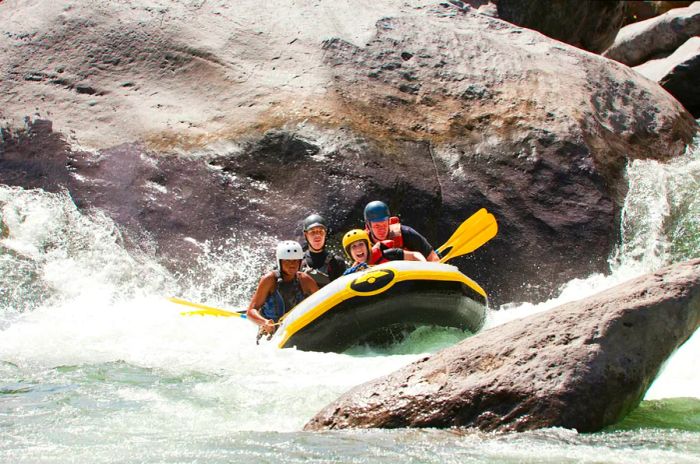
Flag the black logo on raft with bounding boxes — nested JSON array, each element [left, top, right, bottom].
[[349, 269, 396, 294]]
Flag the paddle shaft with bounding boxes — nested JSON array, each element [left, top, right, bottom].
[[168, 297, 247, 318]]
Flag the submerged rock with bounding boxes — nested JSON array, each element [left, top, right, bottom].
[[305, 259, 700, 432]]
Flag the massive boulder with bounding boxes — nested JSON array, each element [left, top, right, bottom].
[[604, 2, 700, 67], [305, 258, 700, 432], [0, 1, 697, 304]]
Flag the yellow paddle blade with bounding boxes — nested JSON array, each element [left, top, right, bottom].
[[439, 212, 498, 263], [168, 297, 247, 318], [437, 208, 488, 255]]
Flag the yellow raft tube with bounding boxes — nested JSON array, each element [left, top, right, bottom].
[[273, 260, 488, 352]]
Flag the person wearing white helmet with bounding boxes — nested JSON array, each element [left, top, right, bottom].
[[246, 240, 319, 337]]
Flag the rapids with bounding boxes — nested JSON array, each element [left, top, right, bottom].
[[1, 139, 698, 462]]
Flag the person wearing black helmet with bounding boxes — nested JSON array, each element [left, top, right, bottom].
[[363, 200, 440, 262], [300, 213, 347, 287]]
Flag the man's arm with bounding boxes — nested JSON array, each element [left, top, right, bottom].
[[329, 255, 347, 281], [401, 225, 438, 261]]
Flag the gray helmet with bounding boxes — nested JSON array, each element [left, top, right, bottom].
[[302, 213, 327, 232]]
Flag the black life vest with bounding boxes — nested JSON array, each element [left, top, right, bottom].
[[301, 250, 334, 288], [259, 271, 305, 322]]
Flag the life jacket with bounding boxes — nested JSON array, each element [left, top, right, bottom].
[[301, 250, 334, 288], [368, 240, 395, 265], [366, 216, 403, 249], [259, 271, 306, 322]]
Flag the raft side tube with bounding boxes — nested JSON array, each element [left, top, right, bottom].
[[280, 279, 486, 352], [275, 261, 488, 353]]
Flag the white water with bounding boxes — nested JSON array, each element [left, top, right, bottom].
[[1, 141, 699, 463]]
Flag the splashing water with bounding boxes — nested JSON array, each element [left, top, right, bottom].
[[486, 140, 700, 403], [1, 139, 699, 463]]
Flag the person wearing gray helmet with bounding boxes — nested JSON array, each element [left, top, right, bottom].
[[300, 213, 347, 287]]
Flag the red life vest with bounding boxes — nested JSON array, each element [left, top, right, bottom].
[[368, 240, 395, 265], [366, 216, 404, 249]]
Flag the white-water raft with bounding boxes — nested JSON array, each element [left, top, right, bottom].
[[273, 261, 488, 352]]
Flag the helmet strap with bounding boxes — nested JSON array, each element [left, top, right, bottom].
[[366, 221, 377, 242]]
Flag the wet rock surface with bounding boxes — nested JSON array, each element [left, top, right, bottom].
[[305, 259, 700, 432]]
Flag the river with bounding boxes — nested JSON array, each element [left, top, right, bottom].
[[1, 140, 698, 463]]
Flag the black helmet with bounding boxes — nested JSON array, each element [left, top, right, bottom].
[[364, 201, 390, 223], [302, 213, 327, 232]]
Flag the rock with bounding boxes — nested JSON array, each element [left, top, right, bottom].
[[317, 14, 696, 303], [623, 1, 694, 26], [635, 36, 700, 117], [0, 119, 77, 192], [304, 259, 700, 432], [604, 2, 700, 67], [496, 0, 625, 53], [0, 2, 697, 305]]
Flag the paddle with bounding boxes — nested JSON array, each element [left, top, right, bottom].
[[436, 208, 488, 256], [168, 296, 247, 319], [437, 209, 498, 263]]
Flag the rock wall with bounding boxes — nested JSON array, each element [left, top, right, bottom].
[[1, 1, 697, 304], [496, 0, 625, 53]]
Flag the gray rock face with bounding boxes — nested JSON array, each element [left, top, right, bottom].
[[305, 259, 700, 432], [635, 37, 700, 117], [604, 2, 700, 67], [0, 1, 697, 304], [317, 13, 696, 302]]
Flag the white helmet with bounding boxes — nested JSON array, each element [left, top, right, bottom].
[[276, 240, 304, 261]]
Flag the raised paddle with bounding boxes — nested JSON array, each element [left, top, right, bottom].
[[437, 209, 498, 263], [168, 297, 247, 319], [437, 208, 488, 257]]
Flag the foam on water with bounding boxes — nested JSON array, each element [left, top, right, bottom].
[[0, 139, 699, 462]]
